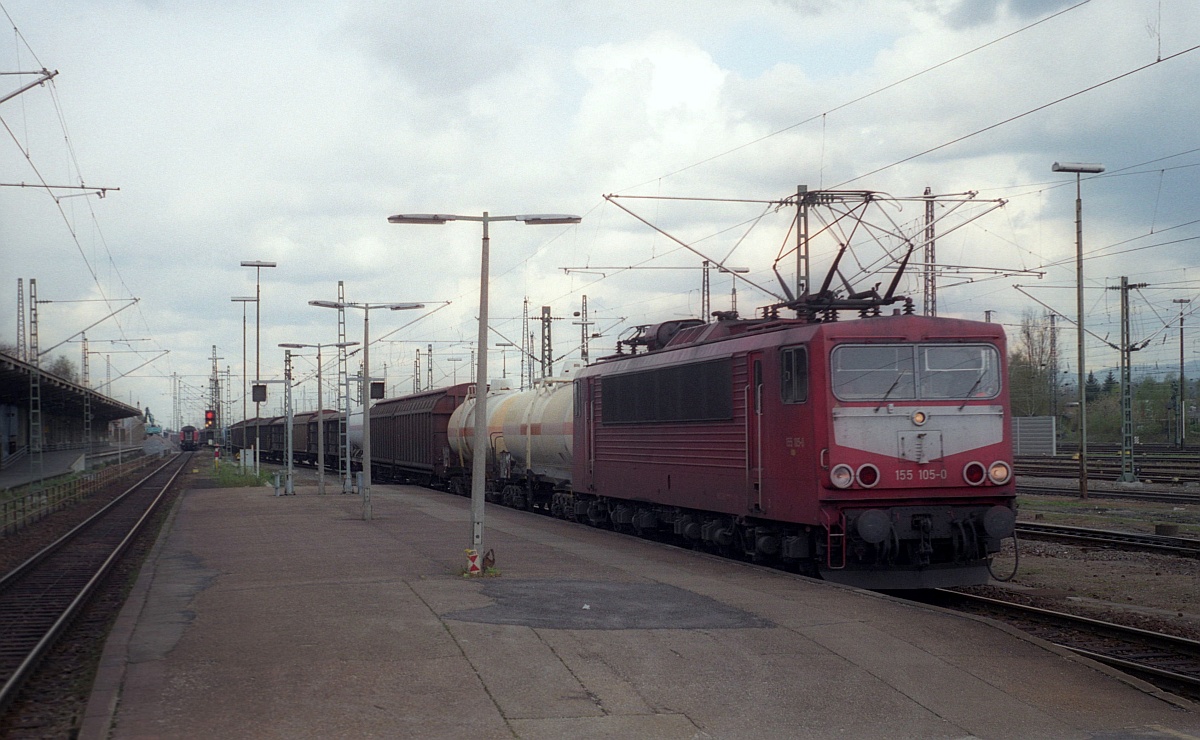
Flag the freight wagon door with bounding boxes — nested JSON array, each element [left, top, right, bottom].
[[746, 351, 764, 512]]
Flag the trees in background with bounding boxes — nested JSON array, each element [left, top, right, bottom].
[[1006, 311, 1194, 444]]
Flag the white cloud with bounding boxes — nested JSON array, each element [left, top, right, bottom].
[[3, 0, 1199, 418]]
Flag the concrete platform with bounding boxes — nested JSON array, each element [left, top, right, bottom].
[[82, 482, 1200, 739]]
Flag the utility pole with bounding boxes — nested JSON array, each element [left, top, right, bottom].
[[573, 295, 594, 364], [1108, 277, 1149, 482], [210, 345, 223, 444], [522, 298, 531, 389], [541, 305, 553, 378], [16, 278, 26, 362], [1049, 313, 1058, 423], [923, 186, 937, 316], [1174, 298, 1191, 448], [28, 279, 43, 486], [337, 280, 350, 493]]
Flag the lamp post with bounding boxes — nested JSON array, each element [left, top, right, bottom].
[[1173, 298, 1191, 448], [310, 300, 423, 520], [240, 261, 277, 469], [388, 211, 581, 557], [496, 342, 514, 378], [280, 340, 359, 494], [232, 296, 256, 470], [1051, 162, 1103, 499]]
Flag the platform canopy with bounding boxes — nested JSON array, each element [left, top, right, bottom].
[[0, 352, 142, 423]]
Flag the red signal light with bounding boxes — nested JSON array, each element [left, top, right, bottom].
[[204, 409, 216, 428]]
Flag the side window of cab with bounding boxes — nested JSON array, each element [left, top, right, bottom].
[[780, 347, 808, 403]]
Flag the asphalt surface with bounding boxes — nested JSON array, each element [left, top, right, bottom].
[[82, 480, 1200, 739]]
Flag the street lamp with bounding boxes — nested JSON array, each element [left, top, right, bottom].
[[388, 211, 581, 559], [240, 260, 277, 468], [280, 340, 359, 494], [447, 356, 463, 384], [496, 342, 514, 378], [231, 296, 256, 470], [1051, 162, 1103, 499], [310, 300, 423, 520]]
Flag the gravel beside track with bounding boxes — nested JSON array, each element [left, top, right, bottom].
[[965, 478, 1200, 643], [0, 461, 192, 739]]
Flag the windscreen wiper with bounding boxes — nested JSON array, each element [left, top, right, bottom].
[[874, 376, 902, 412]]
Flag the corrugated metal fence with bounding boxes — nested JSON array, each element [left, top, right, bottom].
[[1013, 416, 1057, 456]]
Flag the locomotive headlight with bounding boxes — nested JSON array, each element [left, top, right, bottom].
[[830, 464, 855, 489], [911, 410, 927, 426], [988, 461, 1012, 485]]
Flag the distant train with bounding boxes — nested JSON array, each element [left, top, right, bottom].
[[179, 425, 201, 451], [231, 310, 1016, 590]]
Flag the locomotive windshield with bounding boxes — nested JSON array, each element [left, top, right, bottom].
[[831, 344, 1000, 401]]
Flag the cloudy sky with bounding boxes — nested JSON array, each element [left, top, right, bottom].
[[3, 0, 1199, 428]]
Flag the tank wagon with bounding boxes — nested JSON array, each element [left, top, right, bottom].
[[447, 371, 577, 510]]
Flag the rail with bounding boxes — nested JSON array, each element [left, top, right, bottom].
[[1015, 521, 1200, 557], [927, 589, 1200, 701], [0, 454, 161, 536], [0, 452, 188, 715]]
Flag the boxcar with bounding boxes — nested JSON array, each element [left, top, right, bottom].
[[370, 383, 472, 484]]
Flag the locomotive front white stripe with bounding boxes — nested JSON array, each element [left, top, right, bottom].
[[831, 404, 1004, 461]]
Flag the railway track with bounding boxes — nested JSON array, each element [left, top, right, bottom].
[[925, 589, 1200, 701], [0, 452, 188, 715], [1015, 521, 1200, 557], [1015, 455, 1200, 485], [1015, 480, 1200, 505]]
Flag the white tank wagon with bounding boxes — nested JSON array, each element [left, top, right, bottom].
[[447, 367, 579, 508]]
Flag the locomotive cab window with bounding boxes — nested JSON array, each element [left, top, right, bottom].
[[780, 347, 808, 403], [831, 345, 916, 401], [919, 345, 1000, 400], [831, 343, 1000, 402]]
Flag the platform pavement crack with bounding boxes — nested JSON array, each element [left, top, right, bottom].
[[532, 627, 610, 716], [402, 578, 519, 738]]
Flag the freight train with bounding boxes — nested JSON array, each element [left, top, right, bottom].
[[231, 309, 1016, 590]]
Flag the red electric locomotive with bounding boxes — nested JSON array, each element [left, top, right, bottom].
[[571, 311, 1016, 589]]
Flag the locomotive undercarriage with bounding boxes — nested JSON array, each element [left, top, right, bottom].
[[822, 504, 1015, 589], [441, 473, 1013, 589]]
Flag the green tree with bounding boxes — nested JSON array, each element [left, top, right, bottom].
[[1134, 376, 1173, 443], [1101, 370, 1118, 396], [1085, 371, 1101, 402], [1086, 392, 1121, 443]]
